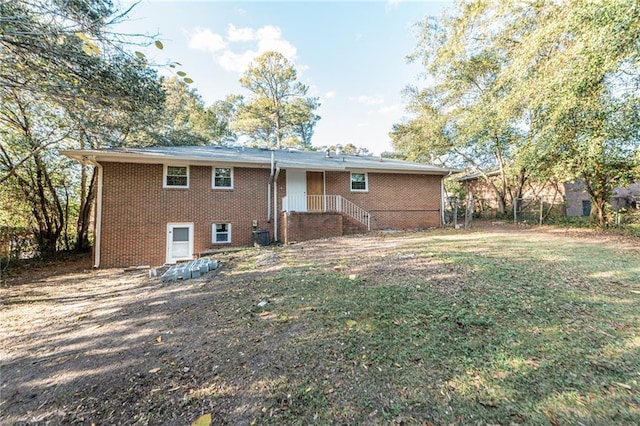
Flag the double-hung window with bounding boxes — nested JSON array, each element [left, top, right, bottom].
[[350, 172, 368, 192], [164, 165, 189, 188], [213, 167, 233, 189], [212, 223, 231, 243]]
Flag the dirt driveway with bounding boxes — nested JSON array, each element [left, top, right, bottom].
[[2, 225, 639, 425]]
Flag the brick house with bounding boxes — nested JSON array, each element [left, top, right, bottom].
[[62, 146, 455, 268], [454, 170, 640, 217]]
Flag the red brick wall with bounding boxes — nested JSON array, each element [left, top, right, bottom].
[[325, 171, 442, 230], [98, 163, 442, 267], [282, 212, 343, 244], [99, 162, 275, 268]]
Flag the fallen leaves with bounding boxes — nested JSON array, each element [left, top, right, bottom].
[[191, 413, 211, 426]]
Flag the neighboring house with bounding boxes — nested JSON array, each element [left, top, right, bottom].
[[61, 146, 456, 268], [454, 171, 640, 217]]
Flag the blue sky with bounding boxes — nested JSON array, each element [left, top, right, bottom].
[[117, 1, 453, 154]]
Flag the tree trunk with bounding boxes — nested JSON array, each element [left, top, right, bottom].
[[583, 171, 610, 227], [75, 166, 96, 252], [591, 194, 608, 227]]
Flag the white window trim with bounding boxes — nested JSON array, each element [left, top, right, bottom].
[[350, 172, 368, 192], [212, 223, 232, 244], [212, 166, 234, 189], [163, 165, 189, 189]]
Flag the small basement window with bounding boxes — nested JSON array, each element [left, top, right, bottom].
[[164, 165, 189, 188], [350, 172, 368, 192], [213, 167, 233, 189], [212, 223, 231, 243]]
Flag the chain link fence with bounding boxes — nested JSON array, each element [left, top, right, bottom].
[[444, 196, 475, 228], [445, 195, 570, 227], [0, 226, 37, 269]]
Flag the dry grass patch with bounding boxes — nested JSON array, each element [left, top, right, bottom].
[[1, 226, 639, 424]]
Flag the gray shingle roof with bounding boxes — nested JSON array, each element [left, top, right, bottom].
[[61, 146, 457, 175]]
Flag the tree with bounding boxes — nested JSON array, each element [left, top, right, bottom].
[[391, 47, 523, 215], [0, 90, 71, 256], [205, 94, 243, 145], [63, 57, 165, 251], [503, 0, 640, 225], [395, 0, 640, 225], [233, 51, 320, 148], [1, 0, 167, 255], [144, 77, 211, 146], [287, 97, 321, 148]]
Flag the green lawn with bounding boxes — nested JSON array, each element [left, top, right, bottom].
[[3, 228, 639, 425], [231, 229, 640, 424]]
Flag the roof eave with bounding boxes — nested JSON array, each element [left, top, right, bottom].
[[59, 149, 271, 168], [60, 149, 460, 175]]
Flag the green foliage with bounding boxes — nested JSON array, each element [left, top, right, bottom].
[[142, 77, 211, 146], [444, 178, 466, 200], [0, 0, 167, 256], [233, 51, 320, 148], [204, 95, 243, 145], [286, 97, 321, 148], [396, 0, 640, 225]]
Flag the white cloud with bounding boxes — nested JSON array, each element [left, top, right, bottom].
[[188, 24, 297, 73], [188, 28, 227, 53], [255, 25, 281, 41], [355, 122, 370, 129], [218, 49, 257, 73], [379, 104, 400, 114], [325, 91, 337, 99], [350, 95, 385, 106], [227, 23, 254, 42], [256, 25, 297, 59]]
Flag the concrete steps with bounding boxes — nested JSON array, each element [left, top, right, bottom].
[[160, 257, 218, 283]]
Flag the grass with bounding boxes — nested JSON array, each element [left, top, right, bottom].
[[3, 229, 638, 425], [544, 210, 640, 238], [229, 230, 640, 424]]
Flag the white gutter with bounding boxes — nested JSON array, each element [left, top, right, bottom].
[[441, 171, 453, 227], [273, 166, 281, 242], [441, 177, 446, 227], [93, 160, 103, 268], [268, 151, 274, 222]]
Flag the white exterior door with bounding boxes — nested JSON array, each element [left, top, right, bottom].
[[286, 169, 307, 211], [166, 223, 194, 264]]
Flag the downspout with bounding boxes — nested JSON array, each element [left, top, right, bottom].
[[92, 160, 103, 268], [268, 150, 275, 222], [441, 171, 452, 228], [273, 166, 281, 242]]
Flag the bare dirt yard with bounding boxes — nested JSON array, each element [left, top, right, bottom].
[[2, 224, 640, 425]]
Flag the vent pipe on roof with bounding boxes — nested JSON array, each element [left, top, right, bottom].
[[325, 148, 330, 158]]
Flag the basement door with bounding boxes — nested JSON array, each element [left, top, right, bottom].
[[166, 222, 194, 264]]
